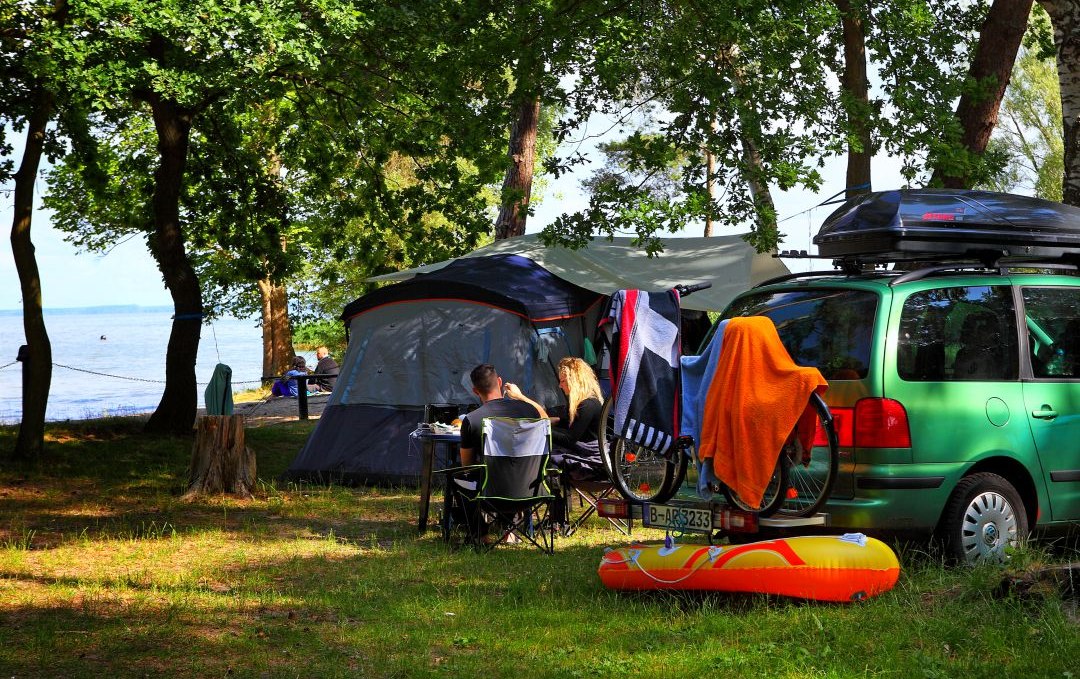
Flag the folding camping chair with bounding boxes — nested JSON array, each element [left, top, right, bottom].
[[440, 417, 558, 554], [552, 448, 630, 537]]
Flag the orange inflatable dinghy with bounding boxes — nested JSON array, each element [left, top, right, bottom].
[[598, 534, 899, 602]]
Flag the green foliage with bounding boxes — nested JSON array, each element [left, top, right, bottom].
[[292, 319, 346, 354]]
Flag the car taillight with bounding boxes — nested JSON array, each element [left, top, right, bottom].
[[854, 398, 911, 448], [815, 406, 853, 448]]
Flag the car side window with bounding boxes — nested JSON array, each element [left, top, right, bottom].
[[897, 285, 1018, 381], [1021, 287, 1080, 378]]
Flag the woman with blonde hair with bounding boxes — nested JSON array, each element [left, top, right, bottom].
[[551, 357, 604, 451], [506, 356, 604, 462]]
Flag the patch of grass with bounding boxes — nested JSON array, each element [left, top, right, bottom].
[[1, 419, 1078, 678], [234, 386, 271, 403]]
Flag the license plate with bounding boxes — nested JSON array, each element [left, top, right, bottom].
[[643, 504, 713, 532]]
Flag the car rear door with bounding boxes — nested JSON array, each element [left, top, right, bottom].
[[886, 283, 1034, 479], [1018, 284, 1080, 522]]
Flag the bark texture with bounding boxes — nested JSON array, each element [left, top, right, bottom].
[[142, 83, 203, 436], [258, 276, 294, 378], [741, 135, 778, 238], [494, 96, 541, 240], [1040, 0, 1080, 205], [939, 0, 1034, 188], [185, 415, 256, 498], [834, 0, 872, 198], [10, 85, 54, 459]]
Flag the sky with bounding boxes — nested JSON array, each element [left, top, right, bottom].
[[0, 132, 906, 312]]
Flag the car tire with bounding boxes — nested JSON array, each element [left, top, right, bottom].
[[937, 472, 1027, 564]]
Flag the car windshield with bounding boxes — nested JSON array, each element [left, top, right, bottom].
[[720, 288, 878, 379]]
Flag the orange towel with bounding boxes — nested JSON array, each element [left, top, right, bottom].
[[698, 316, 827, 507]]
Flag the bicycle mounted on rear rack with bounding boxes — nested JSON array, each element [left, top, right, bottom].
[[592, 282, 839, 540]]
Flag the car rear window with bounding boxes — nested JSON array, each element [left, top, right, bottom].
[[721, 289, 878, 379]]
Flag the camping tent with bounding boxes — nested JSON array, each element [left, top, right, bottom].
[[285, 234, 788, 485]]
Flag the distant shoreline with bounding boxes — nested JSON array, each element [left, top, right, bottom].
[[0, 305, 175, 316]]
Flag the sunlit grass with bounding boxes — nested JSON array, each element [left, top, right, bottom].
[[233, 386, 271, 403], [0, 418, 1078, 678]]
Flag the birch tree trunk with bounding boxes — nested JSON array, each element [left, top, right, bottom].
[[1039, 0, 1080, 205]]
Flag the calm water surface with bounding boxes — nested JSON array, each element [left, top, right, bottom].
[[0, 307, 285, 424]]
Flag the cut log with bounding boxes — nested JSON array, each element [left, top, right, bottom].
[[185, 415, 256, 499]]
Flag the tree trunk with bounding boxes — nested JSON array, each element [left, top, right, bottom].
[[143, 88, 203, 436], [937, 0, 1034, 188], [741, 135, 779, 245], [834, 0, 872, 198], [10, 85, 54, 460], [1039, 0, 1080, 205], [258, 275, 294, 378], [184, 415, 256, 498], [494, 95, 541, 240]]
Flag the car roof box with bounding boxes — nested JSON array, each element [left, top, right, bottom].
[[814, 189, 1080, 263]]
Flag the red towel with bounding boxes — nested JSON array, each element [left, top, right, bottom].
[[698, 316, 827, 507]]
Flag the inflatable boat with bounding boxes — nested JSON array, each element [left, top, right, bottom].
[[598, 534, 899, 602]]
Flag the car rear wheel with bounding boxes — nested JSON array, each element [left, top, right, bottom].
[[937, 472, 1027, 564]]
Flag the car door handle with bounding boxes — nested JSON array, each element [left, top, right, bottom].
[[1031, 407, 1059, 420]]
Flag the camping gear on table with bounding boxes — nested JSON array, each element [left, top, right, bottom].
[[598, 534, 900, 602]]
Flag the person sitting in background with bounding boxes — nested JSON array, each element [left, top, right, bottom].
[[549, 357, 604, 469], [271, 356, 310, 398], [313, 346, 339, 393]]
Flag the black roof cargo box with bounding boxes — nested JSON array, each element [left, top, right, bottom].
[[814, 189, 1080, 262]]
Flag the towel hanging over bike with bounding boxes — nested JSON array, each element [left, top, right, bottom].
[[599, 289, 682, 454], [698, 316, 828, 508]]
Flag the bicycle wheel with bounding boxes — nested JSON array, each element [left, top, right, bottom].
[[721, 453, 789, 517], [599, 397, 683, 504], [775, 392, 839, 518]]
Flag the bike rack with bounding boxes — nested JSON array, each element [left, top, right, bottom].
[[598, 496, 828, 539]]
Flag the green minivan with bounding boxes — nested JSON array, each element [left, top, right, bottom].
[[720, 190, 1080, 562]]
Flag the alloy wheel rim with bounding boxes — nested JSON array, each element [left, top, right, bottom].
[[960, 490, 1018, 562]]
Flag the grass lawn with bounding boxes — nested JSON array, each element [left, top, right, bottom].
[[1, 418, 1078, 678]]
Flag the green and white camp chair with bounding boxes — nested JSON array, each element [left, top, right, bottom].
[[441, 416, 557, 554]]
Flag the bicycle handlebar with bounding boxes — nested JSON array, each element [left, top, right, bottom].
[[673, 281, 712, 297]]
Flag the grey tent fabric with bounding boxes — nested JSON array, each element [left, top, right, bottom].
[[204, 363, 234, 416], [367, 234, 789, 312]]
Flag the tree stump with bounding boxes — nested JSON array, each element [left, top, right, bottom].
[[185, 415, 256, 499]]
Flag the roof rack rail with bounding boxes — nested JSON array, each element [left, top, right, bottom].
[[889, 260, 1080, 286], [754, 269, 854, 288]]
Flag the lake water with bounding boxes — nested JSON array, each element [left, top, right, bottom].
[[0, 306, 284, 424]]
